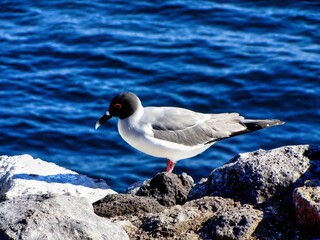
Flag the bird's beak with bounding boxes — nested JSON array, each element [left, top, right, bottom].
[[95, 111, 112, 130]]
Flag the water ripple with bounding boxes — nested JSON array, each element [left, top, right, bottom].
[[1, 0, 319, 192]]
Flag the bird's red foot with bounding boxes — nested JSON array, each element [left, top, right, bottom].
[[166, 159, 175, 173]]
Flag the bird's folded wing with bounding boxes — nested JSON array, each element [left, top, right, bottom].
[[144, 107, 246, 147]]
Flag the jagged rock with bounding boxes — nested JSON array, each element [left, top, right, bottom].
[[93, 194, 165, 219], [0, 155, 115, 203], [189, 145, 316, 205], [119, 196, 263, 240], [293, 179, 320, 227], [135, 172, 194, 207], [0, 194, 129, 240], [201, 201, 263, 240], [136, 204, 211, 239]]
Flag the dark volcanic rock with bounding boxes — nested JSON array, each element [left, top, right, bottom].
[[186, 145, 320, 239], [93, 194, 165, 219], [136, 172, 194, 207], [120, 196, 263, 240], [189, 145, 315, 205], [293, 180, 320, 227], [201, 200, 263, 240]]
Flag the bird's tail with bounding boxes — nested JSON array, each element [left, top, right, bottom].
[[240, 119, 285, 131], [204, 117, 285, 144]]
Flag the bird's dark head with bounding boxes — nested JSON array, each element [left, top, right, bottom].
[[108, 92, 140, 119], [95, 92, 140, 129]]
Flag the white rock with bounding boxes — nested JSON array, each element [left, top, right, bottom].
[[0, 154, 116, 203]]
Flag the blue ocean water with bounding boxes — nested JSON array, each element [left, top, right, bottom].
[[1, 1, 319, 192]]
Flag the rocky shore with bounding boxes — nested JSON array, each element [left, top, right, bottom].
[[0, 144, 319, 239]]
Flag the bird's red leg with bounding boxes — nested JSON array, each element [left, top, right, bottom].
[[166, 159, 175, 173]]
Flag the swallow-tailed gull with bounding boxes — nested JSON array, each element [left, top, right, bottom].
[[95, 92, 284, 173]]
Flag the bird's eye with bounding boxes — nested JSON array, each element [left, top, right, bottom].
[[114, 103, 122, 109]]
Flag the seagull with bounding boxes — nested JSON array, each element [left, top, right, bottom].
[[95, 92, 284, 173]]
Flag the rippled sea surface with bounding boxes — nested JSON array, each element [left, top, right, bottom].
[[1, 1, 319, 192]]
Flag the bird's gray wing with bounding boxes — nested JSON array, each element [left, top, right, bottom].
[[143, 107, 247, 146]]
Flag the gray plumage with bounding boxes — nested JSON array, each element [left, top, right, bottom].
[[146, 107, 284, 147]]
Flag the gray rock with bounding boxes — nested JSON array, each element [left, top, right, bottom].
[[93, 194, 165, 219], [137, 204, 212, 239], [0, 194, 129, 240], [189, 145, 315, 204], [121, 196, 262, 240], [201, 201, 263, 240], [293, 179, 320, 227], [136, 172, 194, 207]]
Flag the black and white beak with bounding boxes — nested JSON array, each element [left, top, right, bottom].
[[95, 111, 112, 130]]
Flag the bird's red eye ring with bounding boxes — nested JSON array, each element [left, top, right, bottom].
[[114, 103, 122, 109]]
